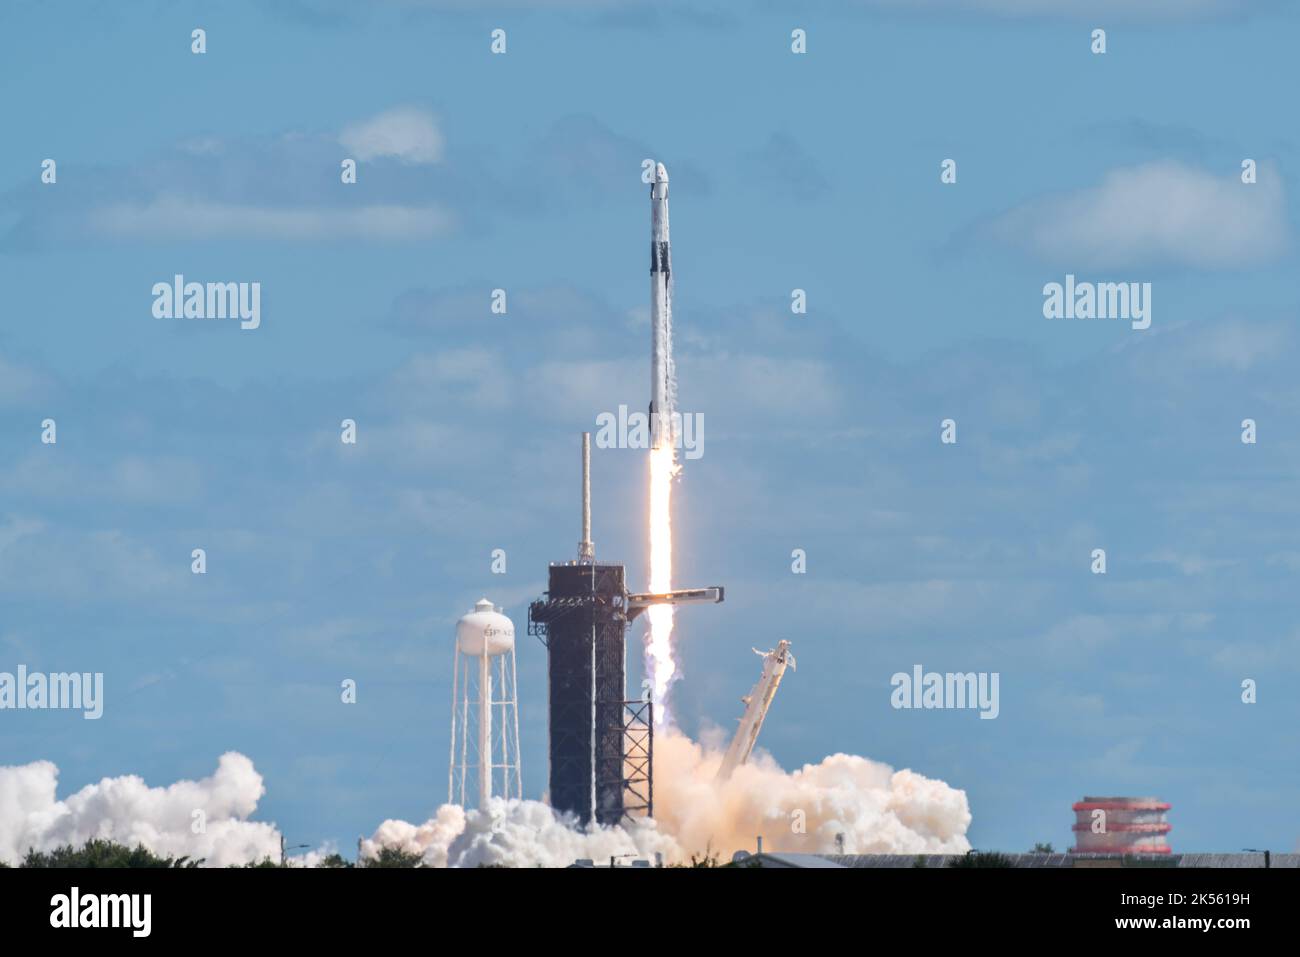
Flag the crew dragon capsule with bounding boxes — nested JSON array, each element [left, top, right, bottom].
[[649, 162, 676, 451]]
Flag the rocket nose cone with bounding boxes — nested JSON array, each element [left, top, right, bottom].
[[655, 162, 669, 183]]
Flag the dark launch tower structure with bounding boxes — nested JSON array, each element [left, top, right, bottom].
[[529, 562, 652, 826], [529, 434, 719, 827]]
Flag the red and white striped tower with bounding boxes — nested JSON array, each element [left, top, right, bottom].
[[1071, 796, 1172, 855]]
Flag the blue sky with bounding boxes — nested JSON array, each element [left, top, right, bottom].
[[2, 0, 1299, 855]]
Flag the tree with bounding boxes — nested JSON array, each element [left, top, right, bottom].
[[317, 853, 353, 869], [20, 839, 202, 868], [669, 841, 721, 868], [361, 847, 424, 868], [1032, 842, 1054, 854]]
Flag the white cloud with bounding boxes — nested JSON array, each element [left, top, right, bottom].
[[522, 353, 839, 427], [689, 354, 839, 418], [1191, 629, 1300, 673], [752, 576, 1042, 637], [0, 515, 44, 553], [0, 453, 203, 506], [386, 349, 511, 411], [984, 161, 1289, 269], [0, 519, 182, 601], [0, 355, 46, 406], [339, 106, 444, 164], [1178, 318, 1292, 372], [525, 358, 641, 420], [1144, 549, 1239, 576], [109, 456, 205, 505], [85, 195, 453, 241]]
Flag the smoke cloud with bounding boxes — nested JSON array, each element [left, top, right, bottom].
[[0, 751, 282, 867], [1, 735, 970, 867], [363, 729, 971, 866], [652, 730, 971, 856], [363, 800, 678, 868]]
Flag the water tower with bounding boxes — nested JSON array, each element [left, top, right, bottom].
[[449, 598, 522, 808]]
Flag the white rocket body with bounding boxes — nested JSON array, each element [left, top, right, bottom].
[[717, 640, 796, 781], [649, 162, 676, 450]]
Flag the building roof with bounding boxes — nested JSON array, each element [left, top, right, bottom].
[[741, 853, 846, 869]]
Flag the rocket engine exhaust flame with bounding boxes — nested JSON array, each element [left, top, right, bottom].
[[646, 444, 679, 718]]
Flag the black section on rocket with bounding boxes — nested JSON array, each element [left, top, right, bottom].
[[651, 240, 671, 277]]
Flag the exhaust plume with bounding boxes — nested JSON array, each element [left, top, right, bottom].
[[0, 752, 283, 867], [365, 729, 970, 865]]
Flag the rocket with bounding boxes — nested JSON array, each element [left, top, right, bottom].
[[649, 162, 676, 450]]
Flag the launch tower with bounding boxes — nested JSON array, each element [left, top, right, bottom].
[[529, 434, 722, 825]]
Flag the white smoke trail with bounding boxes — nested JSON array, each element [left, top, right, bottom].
[[364, 729, 970, 866], [0, 752, 283, 867], [644, 444, 679, 719]]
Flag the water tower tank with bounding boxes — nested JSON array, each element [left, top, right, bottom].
[[457, 598, 515, 657]]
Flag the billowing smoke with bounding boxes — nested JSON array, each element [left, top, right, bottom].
[[364, 730, 970, 866], [1, 736, 970, 868], [363, 800, 678, 868], [363, 805, 466, 868], [652, 730, 971, 856], [0, 752, 283, 867]]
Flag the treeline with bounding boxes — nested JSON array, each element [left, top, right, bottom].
[[4, 839, 427, 869], [5, 840, 739, 868]]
